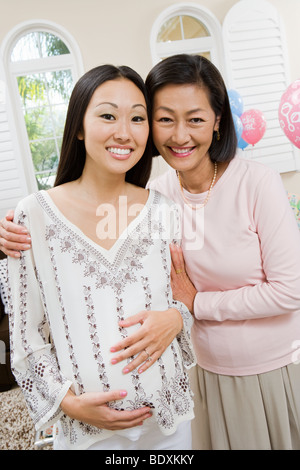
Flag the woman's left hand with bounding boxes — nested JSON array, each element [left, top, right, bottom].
[[170, 243, 197, 313], [110, 308, 183, 374]]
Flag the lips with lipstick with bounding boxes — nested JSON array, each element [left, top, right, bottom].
[[168, 147, 196, 157]]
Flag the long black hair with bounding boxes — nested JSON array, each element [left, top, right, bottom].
[[145, 54, 237, 163], [54, 64, 153, 188]]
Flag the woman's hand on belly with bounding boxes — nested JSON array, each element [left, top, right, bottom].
[[110, 308, 183, 374], [60, 389, 152, 430]]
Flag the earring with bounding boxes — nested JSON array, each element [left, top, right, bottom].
[[216, 129, 220, 141]]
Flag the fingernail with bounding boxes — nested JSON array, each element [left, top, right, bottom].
[[111, 358, 117, 365], [138, 368, 144, 374], [14, 252, 21, 258], [123, 368, 129, 374], [110, 347, 116, 352], [120, 390, 127, 397]]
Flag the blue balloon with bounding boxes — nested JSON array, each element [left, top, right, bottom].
[[228, 89, 244, 117], [232, 113, 243, 141], [238, 137, 249, 150]]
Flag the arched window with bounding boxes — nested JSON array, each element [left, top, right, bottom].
[[2, 21, 83, 191], [150, 3, 224, 73]]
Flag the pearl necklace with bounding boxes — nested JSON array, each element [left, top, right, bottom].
[[176, 161, 218, 210]]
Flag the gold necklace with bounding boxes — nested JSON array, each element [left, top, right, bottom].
[[176, 162, 218, 210]]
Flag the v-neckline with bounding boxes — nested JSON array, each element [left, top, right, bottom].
[[38, 189, 154, 258]]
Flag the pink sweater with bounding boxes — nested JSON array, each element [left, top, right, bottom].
[[148, 156, 300, 375]]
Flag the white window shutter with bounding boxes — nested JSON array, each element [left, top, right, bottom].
[[222, 0, 300, 172], [0, 53, 29, 219]]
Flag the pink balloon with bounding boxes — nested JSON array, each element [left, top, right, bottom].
[[278, 79, 300, 149], [241, 109, 267, 145]]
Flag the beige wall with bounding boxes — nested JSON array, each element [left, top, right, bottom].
[[0, 0, 238, 78], [1, 0, 299, 192]]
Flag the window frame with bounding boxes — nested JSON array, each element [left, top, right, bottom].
[[150, 3, 225, 74], [1, 20, 84, 192]]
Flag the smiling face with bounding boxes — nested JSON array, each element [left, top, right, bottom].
[[78, 78, 149, 178], [152, 83, 220, 173]]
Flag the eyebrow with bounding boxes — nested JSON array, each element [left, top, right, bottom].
[[155, 106, 206, 115], [96, 102, 147, 111]]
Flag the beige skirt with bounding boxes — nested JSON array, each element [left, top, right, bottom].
[[188, 363, 300, 450]]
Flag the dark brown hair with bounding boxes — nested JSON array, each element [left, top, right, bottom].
[[145, 54, 237, 162], [54, 65, 153, 188]]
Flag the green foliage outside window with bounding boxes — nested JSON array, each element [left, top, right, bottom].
[[13, 32, 74, 189]]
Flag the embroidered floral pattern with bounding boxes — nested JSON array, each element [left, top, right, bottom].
[[7, 191, 195, 448], [83, 286, 110, 392], [7, 211, 70, 427], [48, 245, 84, 395]]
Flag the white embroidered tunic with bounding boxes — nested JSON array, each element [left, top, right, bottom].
[[7, 189, 195, 450]]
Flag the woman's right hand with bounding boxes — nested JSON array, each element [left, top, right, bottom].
[[0, 210, 31, 257], [61, 389, 152, 430]]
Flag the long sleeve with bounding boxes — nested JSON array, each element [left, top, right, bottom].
[[193, 169, 300, 322], [172, 300, 195, 368], [7, 200, 72, 431], [167, 202, 196, 368]]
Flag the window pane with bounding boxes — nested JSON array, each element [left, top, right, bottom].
[[51, 105, 68, 136], [24, 105, 67, 142], [24, 107, 55, 140], [157, 16, 183, 42], [30, 139, 59, 190], [17, 68, 73, 188], [35, 170, 57, 190], [39, 32, 70, 57], [157, 15, 210, 43], [11, 33, 40, 61], [197, 52, 211, 61], [18, 70, 71, 134], [17, 74, 47, 108], [46, 70, 73, 103], [182, 16, 210, 39], [11, 31, 69, 61]]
